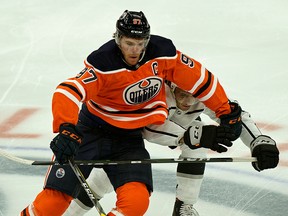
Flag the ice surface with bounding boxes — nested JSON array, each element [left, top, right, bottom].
[[1, 0, 288, 215]]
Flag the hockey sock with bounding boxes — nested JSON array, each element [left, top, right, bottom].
[[62, 198, 92, 216], [108, 182, 150, 216], [32, 188, 73, 216], [176, 163, 205, 204]]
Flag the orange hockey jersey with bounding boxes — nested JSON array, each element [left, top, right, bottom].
[[52, 35, 230, 132]]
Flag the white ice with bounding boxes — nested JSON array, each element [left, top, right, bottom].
[[0, 0, 288, 215]]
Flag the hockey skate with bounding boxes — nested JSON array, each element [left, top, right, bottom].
[[172, 198, 199, 216]]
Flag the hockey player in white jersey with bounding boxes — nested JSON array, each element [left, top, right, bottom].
[[64, 82, 279, 216]]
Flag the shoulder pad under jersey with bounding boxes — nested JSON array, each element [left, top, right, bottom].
[[144, 35, 176, 59], [86, 39, 124, 71]]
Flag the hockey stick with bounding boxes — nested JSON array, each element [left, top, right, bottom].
[[0, 148, 106, 215], [68, 159, 106, 216], [0, 148, 32, 165], [33, 157, 257, 165], [0, 148, 256, 165]]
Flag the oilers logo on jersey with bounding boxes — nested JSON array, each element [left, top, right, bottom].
[[124, 77, 162, 104]]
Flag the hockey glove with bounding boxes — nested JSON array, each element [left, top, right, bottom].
[[50, 123, 82, 164], [220, 102, 242, 140], [251, 135, 279, 172], [183, 125, 236, 153]]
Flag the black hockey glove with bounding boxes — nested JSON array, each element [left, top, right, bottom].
[[251, 135, 279, 172], [183, 125, 236, 153], [219, 102, 242, 140], [50, 123, 82, 164]]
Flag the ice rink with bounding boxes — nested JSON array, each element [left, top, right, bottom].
[[1, 0, 288, 215]]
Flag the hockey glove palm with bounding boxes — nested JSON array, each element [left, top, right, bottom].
[[251, 135, 279, 172], [183, 125, 236, 153], [220, 102, 242, 140], [50, 123, 82, 164]]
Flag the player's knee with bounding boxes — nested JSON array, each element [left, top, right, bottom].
[[115, 182, 150, 216], [33, 188, 73, 215]]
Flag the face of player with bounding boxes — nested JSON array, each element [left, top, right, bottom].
[[174, 87, 196, 111], [118, 36, 147, 66]]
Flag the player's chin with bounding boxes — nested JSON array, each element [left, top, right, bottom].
[[127, 57, 139, 65], [179, 105, 190, 111]]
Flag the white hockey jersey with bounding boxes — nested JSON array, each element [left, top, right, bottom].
[[143, 84, 262, 150]]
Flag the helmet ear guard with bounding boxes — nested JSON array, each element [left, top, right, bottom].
[[115, 10, 150, 45]]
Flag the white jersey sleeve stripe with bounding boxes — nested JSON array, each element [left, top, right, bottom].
[[198, 77, 218, 102], [65, 80, 86, 102], [88, 101, 168, 122], [55, 89, 80, 107], [189, 65, 206, 94]]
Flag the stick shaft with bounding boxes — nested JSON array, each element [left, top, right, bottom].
[[68, 160, 106, 216], [32, 157, 256, 165], [0, 148, 257, 166]]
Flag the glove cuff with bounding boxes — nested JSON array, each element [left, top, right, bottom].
[[60, 122, 76, 130], [59, 123, 83, 144], [183, 124, 203, 149], [60, 123, 83, 135], [250, 135, 276, 152], [219, 102, 242, 139]]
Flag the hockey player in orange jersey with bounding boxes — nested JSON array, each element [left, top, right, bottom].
[[63, 82, 279, 216], [21, 10, 242, 216]]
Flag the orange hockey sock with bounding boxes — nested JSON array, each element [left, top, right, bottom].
[[21, 188, 73, 216], [108, 182, 150, 216]]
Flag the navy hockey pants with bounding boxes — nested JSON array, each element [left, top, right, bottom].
[[45, 105, 153, 198]]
